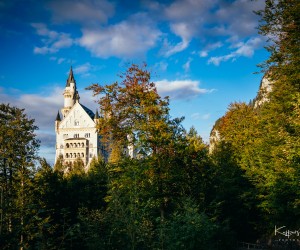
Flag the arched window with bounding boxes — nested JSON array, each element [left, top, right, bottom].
[[66, 143, 69, 148], [66, 153, 69, 158], [70, 143, 73, 148], [81, 143, 84, 147], [77, 153, 80, 157], [81, 153, 84, 157]]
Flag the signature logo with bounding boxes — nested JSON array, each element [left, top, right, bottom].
[[275, 226, 300, 239]]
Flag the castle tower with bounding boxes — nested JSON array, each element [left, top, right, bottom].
[[61, 66, 80, 118], [55, 67, 105, 169], [55, 111, 61, 133]]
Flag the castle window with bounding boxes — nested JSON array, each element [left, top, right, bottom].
[[66, 153, 69, 158], [66, 143, 70, 148], [85, 133, 90, 138], [81, 143, 84, 148], [74, 120, 79, 126], [74, 134, 79, 138]]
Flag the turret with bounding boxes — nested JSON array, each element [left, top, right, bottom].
[[55, 111, 61, 133], [61, 66, 80, 118], [94, 109, 99, 124]]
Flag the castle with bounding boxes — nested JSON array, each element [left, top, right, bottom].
[[54, 67, 106, 169]]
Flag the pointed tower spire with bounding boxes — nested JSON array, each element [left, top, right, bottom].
[[56, 111, 61, 121], [95, 109, 99, 119], [66, 66, 76, 87], [62, 66, 80, 118]]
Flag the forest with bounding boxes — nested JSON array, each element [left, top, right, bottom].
[[0, 1, 299, 249]]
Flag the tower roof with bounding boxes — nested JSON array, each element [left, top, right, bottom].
[[56, 111, 61, 121], [95, 109, 99, 119], [66, 66, 76, 87], [80, 104, 95, 119]]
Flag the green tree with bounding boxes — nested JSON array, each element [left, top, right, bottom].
[[87, 64, 217, 249], [255, 0, 300, 230], [0, 103, 39, 249]]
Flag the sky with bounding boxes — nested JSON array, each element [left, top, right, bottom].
[[0, 0, 268, 165]]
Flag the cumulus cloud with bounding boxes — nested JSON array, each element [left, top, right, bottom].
[[79, 15, 161, 58], [48, 0, 115, 26], [208, 36, 264, 66], [161, 0, 213, 56], [28, 0, 264, 60], [32, 23, 73, 54], [156, 79, 214, 100], [160, 0, 264, 57], [215, 0, 265, 38]]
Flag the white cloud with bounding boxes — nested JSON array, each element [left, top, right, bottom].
[[154, 61, 168, 72], [161, 1, 215, 56], [73, 63, 92, 75], [183, 57, 193, 72], [165, 0, 214, 22], [162, 37, 190, 57], [191, 113, 211, 120], [156, 79, 213, 100], [79, 16, 161, 58], [199, 41, 223, 58], [48, 0, 115, 26], [208, 36, 263, 66], [57, 58, 66, 64], [160, 0, 264, 56], [32, 23, 73, 54], [30, 0, 265, 61], [200, 51, 208, 58], [34, 46, 57, 54], [215, 0, 265, 38], [208, 54, 235, 66]]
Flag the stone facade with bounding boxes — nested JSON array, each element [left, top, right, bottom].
[[55, 67, 105, 169]]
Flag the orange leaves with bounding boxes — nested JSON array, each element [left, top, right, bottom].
[[87, 63, 175, 156]]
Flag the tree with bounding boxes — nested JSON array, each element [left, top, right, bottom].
[[255, 0, 300, 230], [0, 103, 39, 249], [257, 0, 300, 87], [86, 63, 174, 157], [87, 64, 210, 249]]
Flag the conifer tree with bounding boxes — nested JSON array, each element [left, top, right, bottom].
[[0, 103, 39, 249]]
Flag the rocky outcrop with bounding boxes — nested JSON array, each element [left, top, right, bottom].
[[253, 75, 273, 109], [209, 73, 273, 153]]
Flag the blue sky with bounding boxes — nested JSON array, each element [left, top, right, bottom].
[[0, 0, 268, 165]]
